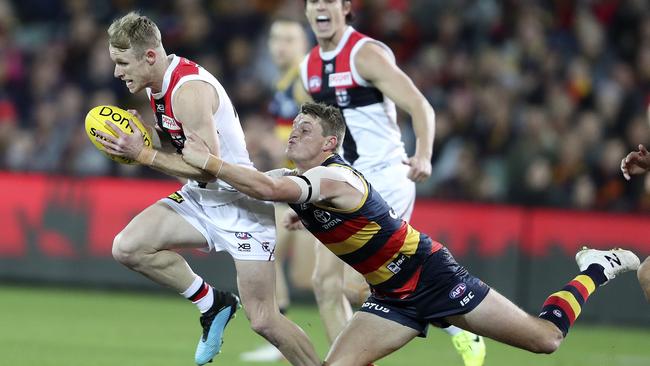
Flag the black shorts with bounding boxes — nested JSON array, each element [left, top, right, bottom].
[[358, 247, 490, 337]]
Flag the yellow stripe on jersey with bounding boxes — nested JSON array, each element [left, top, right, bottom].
[[364, 225, 422, 285], [313, 163, 369, 213], [324, 221, 382, 256]]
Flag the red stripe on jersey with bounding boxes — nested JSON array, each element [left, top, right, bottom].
[[353, 221, 408, 274], [391, 265, 422, 299], [431, 240, 443, 253], [334, 32, 364, 87], [306, 48, 323, 93], [149, 57, 200, 122], [316, 216, 371, 244]]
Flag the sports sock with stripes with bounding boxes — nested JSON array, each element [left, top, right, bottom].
[[538, 263, 607, 336], [181, 276, 215, 314]]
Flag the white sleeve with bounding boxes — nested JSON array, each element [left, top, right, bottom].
[[299, 54, 310, 91], [285, 165, 365, 204], [265, 168, 296, 178]]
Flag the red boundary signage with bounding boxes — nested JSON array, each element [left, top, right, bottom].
[[2, 173, 650, 258]]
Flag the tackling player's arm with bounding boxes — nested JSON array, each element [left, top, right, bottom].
[[182, 137, 361, 209], [355, 42, 435, 182]]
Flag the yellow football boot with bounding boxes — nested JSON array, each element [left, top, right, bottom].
[[451, 330, 486, 366]]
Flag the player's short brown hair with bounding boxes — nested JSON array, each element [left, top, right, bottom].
[[108, 12, 161, 58], [300, 102, 346, 152]]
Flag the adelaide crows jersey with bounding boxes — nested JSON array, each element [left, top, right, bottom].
[[289, 155, 441, 298]]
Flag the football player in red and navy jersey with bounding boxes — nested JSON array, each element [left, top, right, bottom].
[[300, 1, 488, 365], [182, 101, 640, 366]]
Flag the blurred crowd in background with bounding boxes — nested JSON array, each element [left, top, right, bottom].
[[2, 0, 650, 211]]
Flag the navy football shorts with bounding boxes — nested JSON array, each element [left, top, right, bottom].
[[358, 247, 490, 337]]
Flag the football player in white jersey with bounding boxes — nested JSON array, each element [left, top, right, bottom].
[[94, 12, 319, 366], [240, 16, 315, 363], [299, 1, 486, 365]]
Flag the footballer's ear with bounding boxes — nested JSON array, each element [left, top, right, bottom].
[[323, 136, 337, 151], [144, 49, 156, 65]]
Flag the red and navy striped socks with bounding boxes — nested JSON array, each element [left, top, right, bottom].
[[538, 263, 607, 336]]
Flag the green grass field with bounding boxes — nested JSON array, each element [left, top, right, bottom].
[[1, 285, 649, 366]]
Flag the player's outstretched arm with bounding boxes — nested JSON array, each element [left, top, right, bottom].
[[355, 42, 435, 182], [182, 134, 304, 202]]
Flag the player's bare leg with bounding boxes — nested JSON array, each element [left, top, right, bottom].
[[287, 227, 317, 290], [448, 289, 563, 353], [111, 201, 240, 364], [240, 204, 317, 362], [324, 312, 418, 366], [312, 240, 353, 343], [112, 202, 206, 290], [447, 248, 640, 353], [236, 260, 320, 366], [342, 263, 370, 306], [637, 256, 650, 302]]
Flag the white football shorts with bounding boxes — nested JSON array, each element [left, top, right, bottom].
[[362, 162, 415, 222], [161, 184, 276, 261]]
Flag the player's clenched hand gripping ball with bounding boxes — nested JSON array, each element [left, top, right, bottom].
[[85, 105, 153, 164]]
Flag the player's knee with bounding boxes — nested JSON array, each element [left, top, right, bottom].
[[112, 232, 143, 267], [242, 299, 277, 337], [248, 312, 275, 338]]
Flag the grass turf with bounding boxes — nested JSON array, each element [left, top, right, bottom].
[[1, 285, 649, 366]]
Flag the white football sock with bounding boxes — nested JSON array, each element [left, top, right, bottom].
[[442, 325, 463, 336], [181, 276, 215, 313]]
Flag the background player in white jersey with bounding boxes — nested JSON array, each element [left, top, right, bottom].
[[94, 12, 319, 366], [299, 1, 486, 365], [240, 16, 315, 363]]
